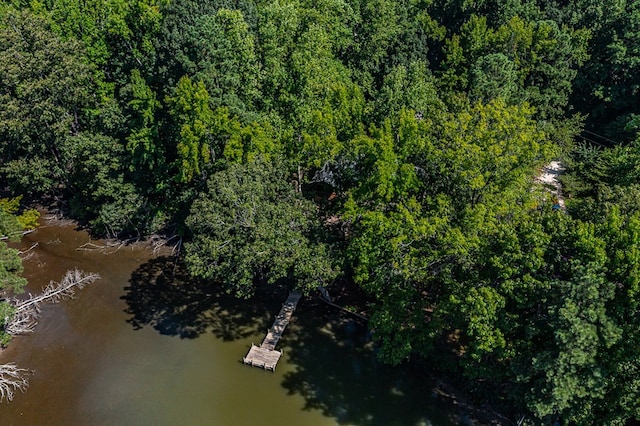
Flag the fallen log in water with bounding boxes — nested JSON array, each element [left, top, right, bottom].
[[6, 269, 100, 335], [1, 269, 100, 403]]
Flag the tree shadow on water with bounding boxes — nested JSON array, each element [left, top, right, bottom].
[[121, 256, 281, 341], [280, 301, 464, 426]]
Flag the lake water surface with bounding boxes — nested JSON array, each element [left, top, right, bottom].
[[0, 218, 460, 425]]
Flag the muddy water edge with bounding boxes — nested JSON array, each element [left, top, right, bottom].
[[0, 217, 462, 425]]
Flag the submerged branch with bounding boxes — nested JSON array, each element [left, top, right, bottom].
[[0, 363, 31, 403], [76, 241, 128, 254], [18, 242, 38, 260]]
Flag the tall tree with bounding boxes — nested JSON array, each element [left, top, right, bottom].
[[184, 158, 337, 298], [342, 99, 552, 365], [560, 0, 640, 141], [441, 14, 589, 122], [166, 76, 217, 184], [0, 8, 95, 193], [183, 8, 261, 116]]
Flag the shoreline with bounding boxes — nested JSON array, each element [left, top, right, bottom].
[[3, 211, 511, 424]]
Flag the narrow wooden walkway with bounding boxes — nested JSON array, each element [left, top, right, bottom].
[[242, 290, 302, 371]]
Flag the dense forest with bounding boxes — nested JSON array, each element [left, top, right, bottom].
[[1, 0, 640, 423]]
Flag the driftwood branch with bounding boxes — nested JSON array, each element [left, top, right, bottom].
[[6, 269, 100, 335], [0, 363, 31, 403], [18, 242, 38, 260], [76, 241, 128, 254]]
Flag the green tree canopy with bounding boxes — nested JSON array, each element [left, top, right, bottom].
[[0, 197, 38, 346], [184, 158, 338, 298], [0, 8, 95, 193]]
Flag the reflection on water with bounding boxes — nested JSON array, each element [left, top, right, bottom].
[[282, 311, 450, 426], [0, 219, 460, 425]]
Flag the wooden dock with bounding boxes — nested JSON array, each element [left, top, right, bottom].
[[243, 290, 302, 371]]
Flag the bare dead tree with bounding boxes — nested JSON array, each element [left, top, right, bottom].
[[0, 363, 31, 402], [6, 269, 100, 335]]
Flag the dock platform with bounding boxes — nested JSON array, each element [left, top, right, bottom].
[[242, 290, 302, 371]]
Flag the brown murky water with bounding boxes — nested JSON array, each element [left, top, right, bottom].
[[0, 218, 459, 425]]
